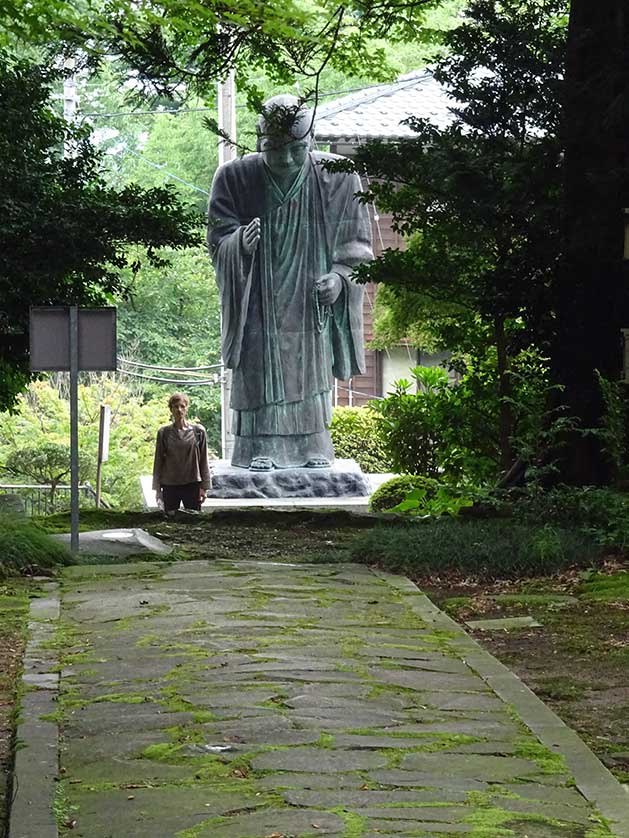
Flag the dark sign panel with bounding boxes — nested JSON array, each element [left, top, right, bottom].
[[30, 307, 117, 371]]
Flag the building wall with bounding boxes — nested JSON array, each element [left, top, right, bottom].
[[330, 144, 408, 406], [381, 346, 419, 396]]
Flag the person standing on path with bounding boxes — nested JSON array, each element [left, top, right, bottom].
[[152, 392, 212, 513]]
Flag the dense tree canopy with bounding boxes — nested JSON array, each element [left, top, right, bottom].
[[344, 0, 566, 470], [1, 0, 446, 104], [0, 58, 201, 412], [350, 0, 629, 486]]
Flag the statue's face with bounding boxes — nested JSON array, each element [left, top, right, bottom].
[[259, 136, 310, 178]]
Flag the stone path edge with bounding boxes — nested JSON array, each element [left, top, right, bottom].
[[375, 569, 629, 838], [8, 582, 60, 838]]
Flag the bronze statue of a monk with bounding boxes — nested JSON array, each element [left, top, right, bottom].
[[208, 94, 373, 471]]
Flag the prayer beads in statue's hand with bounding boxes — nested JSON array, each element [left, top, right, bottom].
[[316, 272, 342, 306], [242, 218, 261, 255]]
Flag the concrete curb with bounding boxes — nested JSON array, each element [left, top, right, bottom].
[[376, 570, 629, 837], [8, 582, 60, 838]]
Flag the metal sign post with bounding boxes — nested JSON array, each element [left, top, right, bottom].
[[69, 307, 79, 554], [30, 307, 117, 555]]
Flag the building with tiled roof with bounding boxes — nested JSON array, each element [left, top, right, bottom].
[[314, 70, 455, 404], [315, 69, 454, 147]]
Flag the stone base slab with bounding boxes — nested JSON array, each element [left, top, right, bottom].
[[207, 458, 371, 499], [54, 528, 173, 557]]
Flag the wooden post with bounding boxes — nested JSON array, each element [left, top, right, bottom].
[[218, 71, 237, 461], [96, 404, 111, 508]]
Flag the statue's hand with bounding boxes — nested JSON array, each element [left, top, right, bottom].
[[316, 272, 342, 306], [242, 218, 261, 255]]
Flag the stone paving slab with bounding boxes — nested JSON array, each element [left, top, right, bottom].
[[465, 615, 543, 631], [19, 558, 629, 838], [55, 527, 173, 557]]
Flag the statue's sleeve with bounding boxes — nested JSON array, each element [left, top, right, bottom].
[[328, 172, 374, 379], [207, 164, 254, 370]]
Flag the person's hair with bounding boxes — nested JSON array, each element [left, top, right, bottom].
[[168, 392, 189, 410]]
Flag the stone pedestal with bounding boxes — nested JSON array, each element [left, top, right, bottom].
[[207, 458, 370, 499]]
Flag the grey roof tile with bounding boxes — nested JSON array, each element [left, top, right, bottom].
[[314, 69, 457, 142]]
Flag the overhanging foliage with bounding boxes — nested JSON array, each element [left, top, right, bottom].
[[0, 57, 201, 411]]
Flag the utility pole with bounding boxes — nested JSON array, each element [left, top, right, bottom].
[[217, 71, 237, 462], [63, 58, 78, 158], [64, 61, 79, 550]]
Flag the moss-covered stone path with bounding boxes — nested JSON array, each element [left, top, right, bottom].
[[51, 560, 623, 837]]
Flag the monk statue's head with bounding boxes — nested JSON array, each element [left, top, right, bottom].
[[257, 95, 314, 178]]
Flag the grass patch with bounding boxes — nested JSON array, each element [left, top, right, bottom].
[[92, 692, 153, 705], [441, 596, 473, 615], [316, 732, 335, 748], [35, 509, 163, 534], [348, 518, 603, 580], [513, 737, 567, 775], [585, 815, 617, 838], [0, 580, 32, 828], [0, 514, 72, 577], [533, 676, 586, 702], [54, 780, 79, 832], [0, 583, 31, 635], [331, 808, 368, 838], [75, 550, 176, 565], [578, 570, 629, 602], [491, 593, 577, 606]]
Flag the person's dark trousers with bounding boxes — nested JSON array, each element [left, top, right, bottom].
[[161, 482, 202, 512]]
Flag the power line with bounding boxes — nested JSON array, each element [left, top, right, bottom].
[[118, 368, 222, 386], [117, 358, 375, 399], [124, 149, 210, 196], [120, 358, 223, 372], [83, 106, 214, 119], [336, 384, 383, 400], [80, 80, 404, 121]]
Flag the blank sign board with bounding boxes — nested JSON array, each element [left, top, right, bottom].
[[30, 307, 117, 371]]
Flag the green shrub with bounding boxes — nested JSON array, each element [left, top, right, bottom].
[[370, 474, 477, 516], [370, 475, 426, 512], [349, 518, 602, 579], [329, 406, 390, 473], [376, 366, 497, 482], [377, 368, 448, 478], [511, 485, 629, 550], [392, 485, 474, 517], [0, 514, 72, 577]]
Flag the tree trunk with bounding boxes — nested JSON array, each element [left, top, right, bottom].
[[550, 0, 629, 485], [494, 314, 514, 473]]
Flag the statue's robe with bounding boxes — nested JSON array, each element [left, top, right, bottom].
[[208, 151, 373, 468]]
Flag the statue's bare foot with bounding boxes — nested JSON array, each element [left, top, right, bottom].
[[304, 456, 331, 469], [250, 456, 274, 471]]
